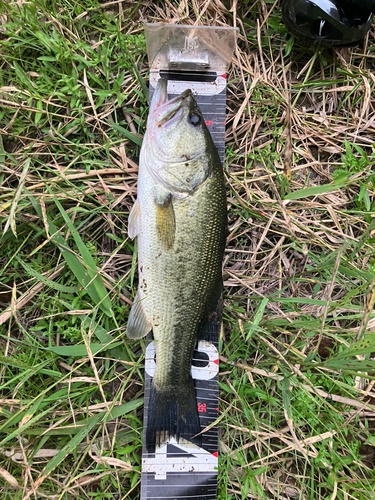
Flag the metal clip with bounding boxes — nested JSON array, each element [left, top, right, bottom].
[[168, 36, 210, 71]]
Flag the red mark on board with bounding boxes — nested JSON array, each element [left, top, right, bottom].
[[222, 121, 226, 125], [198, 403, 207, 413], [215, 407, 218, 411], [220, 73, 226, 79], [205, 120, 214, 126], [212, 452, 218, 458], [213, 359, 219, 365]]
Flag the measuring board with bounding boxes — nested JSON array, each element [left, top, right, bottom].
[[140, 24, 238, 500]]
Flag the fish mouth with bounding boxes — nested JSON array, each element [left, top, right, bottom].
[[152, 79, 192, 127]]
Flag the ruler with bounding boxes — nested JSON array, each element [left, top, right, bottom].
[[141, 310, 221, 499], [140, 23, 238, 500]]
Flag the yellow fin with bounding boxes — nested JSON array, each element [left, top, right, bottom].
[[155, 194, 175, 250]]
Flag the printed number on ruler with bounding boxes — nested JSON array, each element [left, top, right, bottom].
[[145, 340, 219, 380], [142, 438, 218, 480]]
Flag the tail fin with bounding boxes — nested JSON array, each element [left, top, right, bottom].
[[146, 377, 201, 452]]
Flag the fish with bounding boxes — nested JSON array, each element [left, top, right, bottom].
[[126, 78, 226, 452]]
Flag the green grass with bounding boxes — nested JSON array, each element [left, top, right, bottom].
[[1, 1, 375, 499]]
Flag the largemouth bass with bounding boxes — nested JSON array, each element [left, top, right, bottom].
[[127, 78, 226, 451]]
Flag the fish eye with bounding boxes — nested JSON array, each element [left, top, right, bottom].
[[188, 113, 201, 126]]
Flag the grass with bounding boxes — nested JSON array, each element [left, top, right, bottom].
[[1, 0, 375, 499]]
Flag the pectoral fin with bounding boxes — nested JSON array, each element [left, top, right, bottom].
[[155, 194, 175, 250], [128, 199, 141, 239], [126, 293, 152, 339]]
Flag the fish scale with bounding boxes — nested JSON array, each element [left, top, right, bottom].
[[148, 180, 226, 389]]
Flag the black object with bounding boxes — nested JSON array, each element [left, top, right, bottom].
[[159, 70, 217, 82], [281, 0, 375, 47]]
